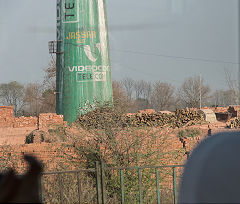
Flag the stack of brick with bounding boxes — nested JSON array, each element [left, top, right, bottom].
[[201, 107, 229, 113], [0, 106, 65, 130], [13, 116, 38, 128], [0, 106, 15, 128], [214, 107, 229, 113], [137, 109, 156, 114], [39, 113, 65, 130], [201, 107, 216, 111], [0, 143, 77, 172]]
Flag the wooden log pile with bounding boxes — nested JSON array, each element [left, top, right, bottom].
[[77, 107, 123, 129], [77, 107, 204, 129], [229, 117, 240, 129], [175, 108, 204, 127]]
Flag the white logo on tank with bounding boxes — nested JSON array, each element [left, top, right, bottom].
[[83, 43, 101, 62]]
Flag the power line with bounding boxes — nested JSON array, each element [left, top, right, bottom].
[[111, 60, 183, 85], [111, 48, 239, 65], [63, 43, 238, 65]]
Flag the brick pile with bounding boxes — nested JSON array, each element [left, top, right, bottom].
[[201, 107, 216, 111], [0, 127, 36, 145], [0, 121, 210, 173], [39, 113, 65, 130], [0, 143, 77, 172], [137, 109, 156, 114], [0, 106, 65, 130], [214, 107, 229, 113], [13, 116, 38, 128], [0, 106, 14, 128], [202, 106, 229, 113], [0, 106, 65, 145]]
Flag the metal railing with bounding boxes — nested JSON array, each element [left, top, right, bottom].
[[41, 163, 184, 204]]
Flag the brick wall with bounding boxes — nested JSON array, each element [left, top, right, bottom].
[[0, 143, 77, 172]]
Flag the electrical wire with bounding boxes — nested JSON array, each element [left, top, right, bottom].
[[110, 59, 183, 85], [63, 42, 238, 65], [111, 48, 239, 65]]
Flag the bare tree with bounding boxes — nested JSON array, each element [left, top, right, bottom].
[[121, 77, 135, 100], [224, 68, 238, 105], [112, 80, 132, 113], [24, 83, 43, 116], [24, 58, 56, 115], [0, 81, 25, 115], [179, 76, 210, 108], [133, 80, 145, 99], [44, 57, 56, 86], [131, 80, 152, 111], [211, 89, 236, 107], [133, 98, 150, 111], [142, 81, 152, 100], [40, 58, 57, 113], [150, 82, 175, 111], [133, 80, 152, 99]]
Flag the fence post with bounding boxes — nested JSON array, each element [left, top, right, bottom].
[[120, 170, 125, 204], [138, 168, 143, 204], [95, 161, 102, 204], [39, 175, 44, 203], [58, 173, 64, 204], [155, 168, 160, 204], [172, 167, 177, 204], [101, 161, 107, 204], [76, 171, 81, 204]]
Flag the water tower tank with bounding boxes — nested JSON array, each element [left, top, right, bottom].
[[55, 0, 113, 123]]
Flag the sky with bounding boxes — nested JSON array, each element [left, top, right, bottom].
[[0, 0, 239, 90]]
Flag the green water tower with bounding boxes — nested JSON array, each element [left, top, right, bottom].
[[50, 0, 113, 124]]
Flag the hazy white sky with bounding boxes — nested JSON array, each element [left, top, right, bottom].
[[0, 0, 238, 90]]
